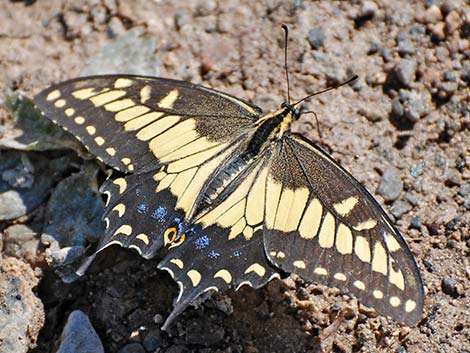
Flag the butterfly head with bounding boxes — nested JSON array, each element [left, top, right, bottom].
[[281, 102, 301, 121]]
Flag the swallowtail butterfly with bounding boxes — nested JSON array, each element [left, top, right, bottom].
[[34, 38, 424, 330]]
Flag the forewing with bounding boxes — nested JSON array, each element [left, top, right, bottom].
[[263, 134, 424, 325], [33, 75, 262, 173]]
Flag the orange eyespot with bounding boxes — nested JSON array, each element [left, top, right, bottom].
[[164, 227, 178, 246], [168, 232, 186, 249], [163, 227, 186, 249]]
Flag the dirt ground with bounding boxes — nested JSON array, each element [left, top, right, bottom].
[[0, 1, 469, 352]]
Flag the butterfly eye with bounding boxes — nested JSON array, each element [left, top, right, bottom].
[[168, 233, 186, 249], [164, 227, 178, 246]]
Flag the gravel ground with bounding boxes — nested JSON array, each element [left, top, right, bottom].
[[0, 1, 469, 353]]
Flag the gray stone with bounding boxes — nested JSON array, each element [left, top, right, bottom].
[[458, 182, 470, 197], [0, 151, 72, 221], [142, 330, 161, 352], [359, 1, 378, 18], [390, 199, 412, 218], [3, 224, 40, 261], [0, 258, 44, 353], [307, 28, 325, 50], [395, 59, 417, 87], [55, 310, 104, 353], [42, 163, 104, 281], [392, 97, 404, 117], [441, 278, 462, 298], [377, 166, 403, 202], [397, 33, 416, 56]]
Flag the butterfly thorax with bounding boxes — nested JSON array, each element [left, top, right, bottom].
[[196, 105, 297, 215]]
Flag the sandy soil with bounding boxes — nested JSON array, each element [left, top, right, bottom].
[[0, 1, 469, 352]]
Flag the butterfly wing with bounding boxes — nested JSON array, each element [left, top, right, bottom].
[[34, 75, 263, 260], [263, 134, 424, 325], [158, 151, 280, 329], [34, 75, 262, 173]]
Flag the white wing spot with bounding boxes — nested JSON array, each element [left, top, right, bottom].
[[46, 89, 61, 101], [245, 263, 266, 277], [314, 267, 328, 276], [114, 78, 134, 88], [405, 299, 417, 312], [353, 218, 377, 231], [187, 269, 202, 287], [74, 116, 85, 125], [373, 290, 384, 299], [54, 99, 66, 108], [169, 258, 184, 269], [214, 269, 232, 283], [86, 126, 96, 135], [334, 272, 347, 281], [65, 108, 75, 117], [354, 280, 366, 290], [333, 196, 359, 216], [293, 260, 306, 269], [389, 296, 401, 307], [157, 89, 179, 109], [136, 233, 150, 245]]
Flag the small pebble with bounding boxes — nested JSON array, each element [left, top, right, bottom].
[[458, 182, 470, 197], [421, 5, 443, 24], [392, 97, 404, 117], [359, 1, 378, 18], [404, 193, 418, 206], [443, 70, 457, 81], [410, 216, 422, 229], [446, 239, 458, 249], [461, 70, 470, 83], [377, 166, 404, 202], [428, 22, 446, 41], [446, 217, 462, 233], [390, 199, 412, 218], [445, 10, 463, 35], [142, 332, 161, 352], [307, 28, 325, 50], [404, 93, 426, 122], [380, 47, 393, 62], [368, 42, 379, 54], [397, 33, 415, 56], [395, 59, 417, 87], [117, 343, 146, 353], [441, 278, 461, 298], [56, 311, 104, 353]]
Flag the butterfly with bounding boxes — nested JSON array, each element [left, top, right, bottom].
[[33, 73, 424, 330]]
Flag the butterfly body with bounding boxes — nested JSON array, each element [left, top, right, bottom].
[[34, 75, 424, 330]]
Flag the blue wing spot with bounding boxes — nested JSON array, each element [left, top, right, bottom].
[[208, 250, 220, 259], [174, 218, 185, 234], [233, 251, 241, 257], [137, 203, 149, 214], [194, 235, 210, 250], [151, 206, 167, 222]]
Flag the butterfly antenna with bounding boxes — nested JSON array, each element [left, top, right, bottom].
[[282, 24, 291, 104], [293, 75, 358, 107]]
